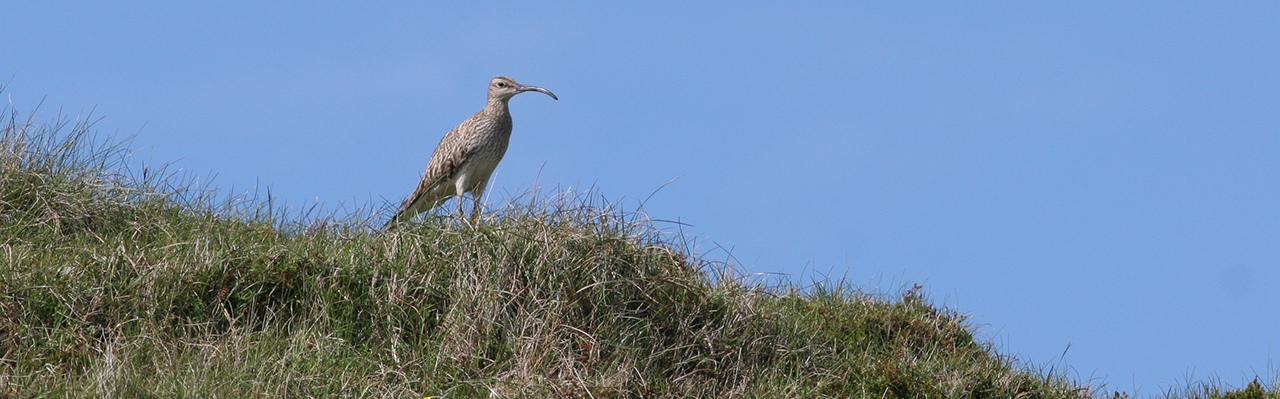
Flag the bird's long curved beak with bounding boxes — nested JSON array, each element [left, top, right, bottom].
[[518, 84, 558, 100]]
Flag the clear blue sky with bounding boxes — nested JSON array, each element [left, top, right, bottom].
[[4, 2, 1277, 393]]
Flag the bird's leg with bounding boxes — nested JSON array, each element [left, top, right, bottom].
[[454, 179, 471, 227], [469, 181, 488, 225], [470, 192, 483, 223], [453, 196, 468, 227]]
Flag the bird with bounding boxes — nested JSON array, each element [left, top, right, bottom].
[[386, 76, 557, 227]]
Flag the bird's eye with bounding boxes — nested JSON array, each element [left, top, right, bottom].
[[497, 82, 507, 87]]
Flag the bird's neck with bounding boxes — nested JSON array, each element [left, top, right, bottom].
[[482, 97, 511, 117]]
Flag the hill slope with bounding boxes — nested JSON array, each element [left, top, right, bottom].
[[3, 102, 1097, 398]]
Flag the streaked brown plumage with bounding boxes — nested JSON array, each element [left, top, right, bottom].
[[386, 77, 557, 227]]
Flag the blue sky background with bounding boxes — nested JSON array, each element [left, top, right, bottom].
[[4, 2, 1277, 394]]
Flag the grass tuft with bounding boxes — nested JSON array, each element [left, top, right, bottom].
[[1142, 375, 1279, 399]]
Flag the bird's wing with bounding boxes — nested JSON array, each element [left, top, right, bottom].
[[393, 140, 464, 212], [388, 117, 481, 224]]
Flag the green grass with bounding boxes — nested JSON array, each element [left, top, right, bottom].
[[0, 93, 1272, 398]]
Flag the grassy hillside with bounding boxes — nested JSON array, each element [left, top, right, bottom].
[[0, 98, 1271, 398]]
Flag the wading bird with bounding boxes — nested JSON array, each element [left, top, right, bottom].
[[386, 77, 557, 227]]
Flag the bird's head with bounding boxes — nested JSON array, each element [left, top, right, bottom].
[[488, 76, 558, 101]]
